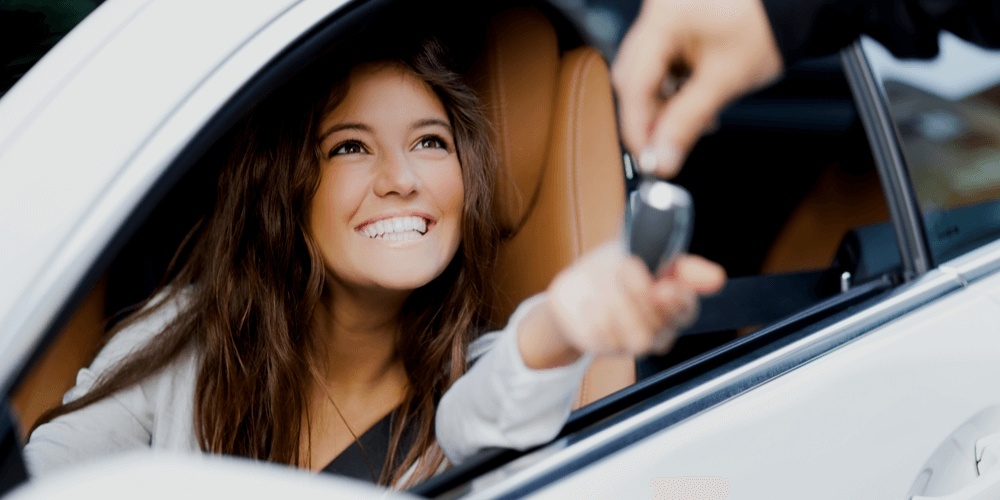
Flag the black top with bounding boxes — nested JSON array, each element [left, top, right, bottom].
[[320, 409, 418, 484], [762, 0, 1000, 65]]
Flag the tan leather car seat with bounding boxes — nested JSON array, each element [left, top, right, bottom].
[[10, 278, 106, 437], [762, 162, 889, 274], [468, 7, 635, 408]]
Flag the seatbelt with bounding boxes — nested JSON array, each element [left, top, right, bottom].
[[682, 269, 833, 335]]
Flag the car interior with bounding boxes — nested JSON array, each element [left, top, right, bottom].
[[2, 0, 908, 495]]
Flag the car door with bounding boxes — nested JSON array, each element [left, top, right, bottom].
[[417, 32, 1000, 500]]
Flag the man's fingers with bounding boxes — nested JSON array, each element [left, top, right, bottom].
[[641, 63, 738, 178], [612, 12, 675, 158], [612, 0, 785, 179]]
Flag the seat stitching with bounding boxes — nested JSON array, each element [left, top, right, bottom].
[[490, 36, 508, 172], [567, 52, 596, 406]]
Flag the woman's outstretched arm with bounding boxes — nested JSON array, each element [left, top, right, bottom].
[[436, 242, 724, 465]]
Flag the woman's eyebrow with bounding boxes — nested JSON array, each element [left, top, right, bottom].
[[318, 122, 371, 143], [412, 118, 452, 133]]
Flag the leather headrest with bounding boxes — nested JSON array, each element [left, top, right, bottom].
[[467, 8, 559, 232]]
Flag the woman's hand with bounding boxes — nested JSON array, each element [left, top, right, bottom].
[[517, 242, 726, 370]]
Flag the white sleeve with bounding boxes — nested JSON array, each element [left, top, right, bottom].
[[435, 295, 593, 465], [23, 387, 152, 477], [22, 295, 180, 477]]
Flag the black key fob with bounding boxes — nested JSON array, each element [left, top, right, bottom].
[[627, 180, 693, 274]]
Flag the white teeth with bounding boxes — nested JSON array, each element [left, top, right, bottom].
[[359, 216, 430, 239]]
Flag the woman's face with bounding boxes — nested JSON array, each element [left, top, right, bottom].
[[310, 62, 464, 295]]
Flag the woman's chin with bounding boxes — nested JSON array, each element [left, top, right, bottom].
[[364, 266, 445, 293]]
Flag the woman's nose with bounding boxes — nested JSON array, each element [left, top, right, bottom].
[[373, 151, 418, 197]]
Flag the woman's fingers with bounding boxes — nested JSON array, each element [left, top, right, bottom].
[[544, 242, 725, 357], [616, 257, 660, 353], [652, 281, 699, 331], [660, 254, 727, 295]]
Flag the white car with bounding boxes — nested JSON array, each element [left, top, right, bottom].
[[3, 1, 1000, 499]]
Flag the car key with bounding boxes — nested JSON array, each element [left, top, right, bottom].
[[627, 179, 693, 275]]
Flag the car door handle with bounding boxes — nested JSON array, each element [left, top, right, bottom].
[[975, 432, 1000, 476], [910, 467, 1000, 500], [911, 433, 1000, 500]]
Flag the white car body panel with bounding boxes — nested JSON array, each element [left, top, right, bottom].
[[0, 0, 353, 389], [0, 1, 153, 152], [532, 245, 1000, 499], [6, 452, 407, 499]]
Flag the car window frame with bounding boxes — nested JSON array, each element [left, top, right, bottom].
[[841, 40, 935, 279]]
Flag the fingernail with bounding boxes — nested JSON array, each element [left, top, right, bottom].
[[638, 146, 679, 177], [638, 148, 658, 175]]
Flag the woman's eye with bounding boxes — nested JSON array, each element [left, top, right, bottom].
[[415, 136, 448, 151], [329, 141, 365, 157]]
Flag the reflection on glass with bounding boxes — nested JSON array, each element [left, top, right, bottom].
[[863, 33, 1000, 261], [1, 0, 103, 96]]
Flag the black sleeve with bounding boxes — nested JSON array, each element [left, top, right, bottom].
[[762, 0, 1000, 65]]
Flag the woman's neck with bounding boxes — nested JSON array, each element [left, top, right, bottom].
[[313, 282, 409, 395], [301, 282, 411, 471]]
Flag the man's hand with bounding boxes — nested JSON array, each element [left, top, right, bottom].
[[612, 0, 784, 178]]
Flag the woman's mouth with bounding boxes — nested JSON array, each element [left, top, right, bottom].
[[357, 215, 431, 241]]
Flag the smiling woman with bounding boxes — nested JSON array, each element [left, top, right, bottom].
[[22, 34, 508, 487]]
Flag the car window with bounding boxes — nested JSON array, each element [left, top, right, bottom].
[[862, 33, 1000, 264], [0, 0, 103, 97]]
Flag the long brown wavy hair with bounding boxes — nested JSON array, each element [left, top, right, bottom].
[[34, 36, 502, 487]]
